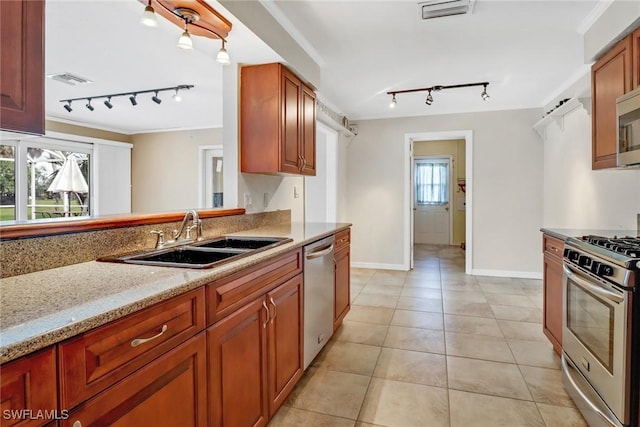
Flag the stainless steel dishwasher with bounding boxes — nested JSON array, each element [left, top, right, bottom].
[[303, 235, 335, 369]]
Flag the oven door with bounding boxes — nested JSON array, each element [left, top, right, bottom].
[[562, 263, 631, 426]]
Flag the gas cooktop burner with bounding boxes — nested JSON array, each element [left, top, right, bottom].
[[582, 235, 640, 259]]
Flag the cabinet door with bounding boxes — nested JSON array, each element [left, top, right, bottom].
[[281, 70, 302, 174], [207, 298, 269, 427], [334, 246, 351, 331], [300, 85, 316, 176], [0, 0, 44, 135], [543, 253, 563, 354], [62, 333, 207, 427], [266, 275, 304, 416], [633, 27, 640, 89], [592, 36, 633, 169], [0, 347, 57, 427]]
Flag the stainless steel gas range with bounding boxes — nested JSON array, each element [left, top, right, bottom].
[[562, 235, 640, 427]]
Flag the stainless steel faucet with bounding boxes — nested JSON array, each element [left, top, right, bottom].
[[150, 210, 202, 249]]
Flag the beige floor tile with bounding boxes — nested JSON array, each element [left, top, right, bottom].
[[405, 270, 441, 280], [400, 287, 442, 299], [373, 348, 447, 387], [447, 356, 532, 400], [360, 284, 403, 296], [528, 295, 544, 309], [498, 320, 547, 342], [443, 314, 503, 337], [396, 296, 443, 313], [354, 423, 385, 427], [391, 309, 443, 330], [449, 389, 544, 427], [286, 368, 370, 419], [312, 341, 382, 376], [484, 293, 538, 308], [403, 278, 442, 289], [443, 300, 495, 318], [442, 290, 487, 303], [475, 276, 521, 284], [368, 271, 406, 287], [508, 339, 561, 369], [334, 320, 389, 346], [358, 378, 449, 427], [519, 365, 575, 407], [536, 403, 588, 427], [352, 293, 398, 308], [268, 406, 355, 427], [383, 326, 445, 354], [445, 332, 515, 363], [346, 305, 394, 325], [490, 304, 542, 323], [478, 282, 528, 295]]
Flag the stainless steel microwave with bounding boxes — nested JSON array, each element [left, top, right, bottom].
[[617, 87, 640, 168]]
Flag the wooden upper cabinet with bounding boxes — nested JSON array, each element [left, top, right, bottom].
[[0, 0, 45, 135], [591, 36, 633, 169], [241, 63, 316, 176], [633, 27, 640, 89], [0, 347, 57, 427]]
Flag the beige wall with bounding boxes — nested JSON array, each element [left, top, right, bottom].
[[414, 139, 466, 246], [130, 128, 223, 213], [46, 120, 132, 143]]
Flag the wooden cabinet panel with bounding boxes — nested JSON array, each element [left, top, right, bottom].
[[59, 289, 205, 409], [266, 275, 304, 415], [282, 70, 302, 174], [334, 246, 351, 331], [300, 85, 317, 175], [334, 229, 350, 252], [0, 347, 57, 427], [62, 333, 207, 427], [633, 27, 640, 89], [0, 0, 44, 135], [592, 36, 633, 169], [207, 297, 269, 427], [542, 234, 564, 355]]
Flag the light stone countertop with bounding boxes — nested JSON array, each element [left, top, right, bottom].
[[0, 222, 350, 364]]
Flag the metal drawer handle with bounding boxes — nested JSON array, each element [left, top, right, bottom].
[[269, 297, 277, 324], [262, 301, 270, 328], [130, 325, 168, 348]]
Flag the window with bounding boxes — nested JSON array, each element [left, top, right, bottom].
[[415, 159, 449, 205], [0, 139, 92, 222]]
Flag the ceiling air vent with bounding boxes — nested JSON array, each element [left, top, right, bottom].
[[419, 0, 474, 19], [47, 72, 93, 86]]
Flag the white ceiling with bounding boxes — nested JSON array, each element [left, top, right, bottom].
[[45, 0, 603, 133]]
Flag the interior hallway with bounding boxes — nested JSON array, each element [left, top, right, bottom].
[[268, 244, 587, 427]]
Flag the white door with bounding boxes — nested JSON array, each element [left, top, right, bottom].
[[202, 147, 224, 208], [413, 157, 451, 244]]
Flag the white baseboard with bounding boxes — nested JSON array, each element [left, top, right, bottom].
[[351, 262, 408, 271], [471, 269, 543, 280]]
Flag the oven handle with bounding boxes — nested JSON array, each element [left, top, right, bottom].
[[561, 355, 621, 427], [563, 264, 624, 304]]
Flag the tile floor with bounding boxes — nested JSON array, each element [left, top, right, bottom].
[[268, 244, 587, 427]]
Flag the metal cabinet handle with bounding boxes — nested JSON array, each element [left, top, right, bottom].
[[269, 297, 277, 324], [130, 325, 168, 348], [262, 301, 270, 328], [73, 421, 82, 427], [298, 154, 304, 170], [306, 244, 334, 260], [563, 265, 624, 304]]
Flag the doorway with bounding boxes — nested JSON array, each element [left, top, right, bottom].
[[199, 146, 224, 208], [413, 156, 453, 245]]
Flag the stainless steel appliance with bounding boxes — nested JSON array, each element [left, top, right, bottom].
[[562, 236, 640, 427], [303, 236, 335, 369], [617, 87, 640, 168]]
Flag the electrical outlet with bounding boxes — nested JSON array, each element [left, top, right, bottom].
[[263, 193, 270, 208], [244, 193, 253, 208], [293, 186, 299, 198]]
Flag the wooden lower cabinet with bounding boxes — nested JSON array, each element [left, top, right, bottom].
[[61, 333, 207, 427], [334, 246, 350, 331], [207, 274, 304, 427], [543, 251, 564, 354]]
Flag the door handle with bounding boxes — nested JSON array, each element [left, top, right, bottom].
[[269, 297, 277, 324]]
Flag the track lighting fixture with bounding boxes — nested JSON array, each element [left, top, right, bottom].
[[140, 0, 158, 27], [175, 7, 199, 50], [388, 81, 490, 108], [59, 85, 194, 113], [177, 27, 193, 50], [216, 39, 230, 65]]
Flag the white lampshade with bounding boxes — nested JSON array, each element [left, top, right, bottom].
[[140, 5, 158, 27], [216, 47, 230, 65], [177, 31, 193, 50]]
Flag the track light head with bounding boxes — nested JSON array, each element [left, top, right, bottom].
[[481, 84, 489, 101], [177, 29, 193, 50], [175, 8, 199, 50], [389, 94, 397, 109], [172, 88, 182, 102], [64, 101, 72, 112], [152, 92, 162, 104], [425, 90, 433, 106], [129, 94, 138, 106], [104, 97, 113, 109], [86, 99, 94, 111], [140, 1, 158, 27]]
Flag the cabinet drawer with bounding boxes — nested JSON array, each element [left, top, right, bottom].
[[0, 347, 57, 427], [334, 229, 350, 251], [59, 289, 205, 409], [543, 235, 564, 260], [207, 249, 302, 323]]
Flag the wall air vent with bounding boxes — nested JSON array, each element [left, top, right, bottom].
[[419, 0, 474, 19], [47, 72, 93, 86]]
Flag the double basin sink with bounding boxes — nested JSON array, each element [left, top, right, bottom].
[[100, 236, 292, 269]]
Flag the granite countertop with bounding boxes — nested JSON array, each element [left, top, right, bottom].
[[0, 222, 350, 364], [541, 228, 639, 241]]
